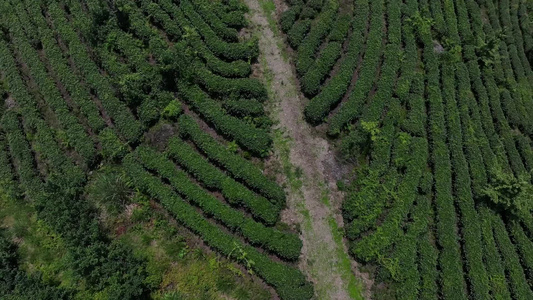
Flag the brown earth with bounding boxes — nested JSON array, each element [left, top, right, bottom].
[[244, 1, 373, 299]]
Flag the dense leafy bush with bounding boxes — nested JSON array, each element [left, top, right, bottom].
[[48, 2, 143, 143], [178, 115, 285, 205], [194, 64, 268, 101], [166, 139, 281, 225], [23, 1, 106, 133], [287, 20, 311, 48], [124, 155, 313, 300], [177, 84, 272, 157], [0, 230, 72, 299], [135, 146, 299, 259], [300, 42, 341, 96], [327, 0, 389, 135], [7, 9, 96, 164], [303, 0, 369, 124], [180, 0, 258, 61], [223, 99, 264, 117], [189, 0, 239, 42], [280, 6, 302, 33], [295, 0, 338, 76]]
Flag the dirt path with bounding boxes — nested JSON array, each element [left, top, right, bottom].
[[244, 1, 372, 299]]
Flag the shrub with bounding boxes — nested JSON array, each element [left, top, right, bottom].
[[178, 115, 285, 205], [177, 84, 272, 157], [166, 139, 281, 226], [124, 156, 313, 299], [162, 100, 183, 120]]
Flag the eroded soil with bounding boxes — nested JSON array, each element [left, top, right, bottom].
[[244, 1, 373, 299]]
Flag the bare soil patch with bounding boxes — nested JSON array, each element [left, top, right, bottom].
[[244, 1, 373, 299]]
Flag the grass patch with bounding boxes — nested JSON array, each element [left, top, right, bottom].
[[328, 217, 365, 300], [258, 0, 277, 32], [114, 196, 271, 300], [319, 182, 331, 206], [0, 193, 80, 293]]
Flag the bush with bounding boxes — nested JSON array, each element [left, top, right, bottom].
[[124, 156, 313, 299], [295, 0, 338, 76], [328, 13, 352, 42], [280, 6, 301, 33], [99, 128, 128, 161], [189, 0, 239, 42], [8, 17, 96, 164], [48, 2, 143, 143], [0, 230, 72, 299], [300, 42, 342, 96], [135, 146, 299, 259], [327, 0, 390, 136], [178, 115, 285, 205], [87, 168, 132, 214], [0, 39, 85, 188], [23, 1, 105, 133], [223, 99, 264, 117], [187, 34, 251, 78], [180, 0, 258, 61], [287, 20, 311, 48], [166, 139, 281, 226], [177, 84, 272, 157], [194, 64, 268, 101], [139, 0, 182, 40], [162, 100, 183, 120], [303, 0, 369, 124]]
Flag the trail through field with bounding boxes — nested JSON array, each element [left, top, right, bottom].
[[244, 1, 372, 299]]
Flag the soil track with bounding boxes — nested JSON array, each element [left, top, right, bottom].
[[244, 1, 373, 299]]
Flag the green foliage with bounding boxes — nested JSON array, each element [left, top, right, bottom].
[[474, 34, 501, 66], [177, 84, 272, 157], [139, 0, 182, 41], [295, 0, 338, 76], [328, 24, 398, 136], [165, 140, 282, 226], [328, 13, 352, 42], [0, 0, 292, 298], [47, 2, 144, 143], [123, 155, 313, 300], [162, 100, 183, 121], [194, 64, 268, 101], [0, 229, 72, 299], [360, 121, 381, 142], [287, 20, 311, 48], [223, 99, 265, 117], [87, 168, 133, 215], [4, 7, 96, 164], [135, 146, 299, 259], [483, 170, 533, 219], [300, 42, 342, 96], [405, 12, 434, 32], [178, 115, 285, 205], [189, 0, 239, 42], [22, 1, 106, 133], [183, 30, 252, 78], [280, 6, 302, 32], [99, 128, 128, 161], [303, 0, 369, 124], [180, 0, 258, 61]]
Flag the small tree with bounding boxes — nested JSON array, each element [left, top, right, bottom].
[[161, 100, 183, 121], [483, 169, 533, 220], [475, 32, 502, 66]]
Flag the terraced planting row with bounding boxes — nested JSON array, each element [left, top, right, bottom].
[[279, 0, 533, 298], [0, 0, 313, 299]]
